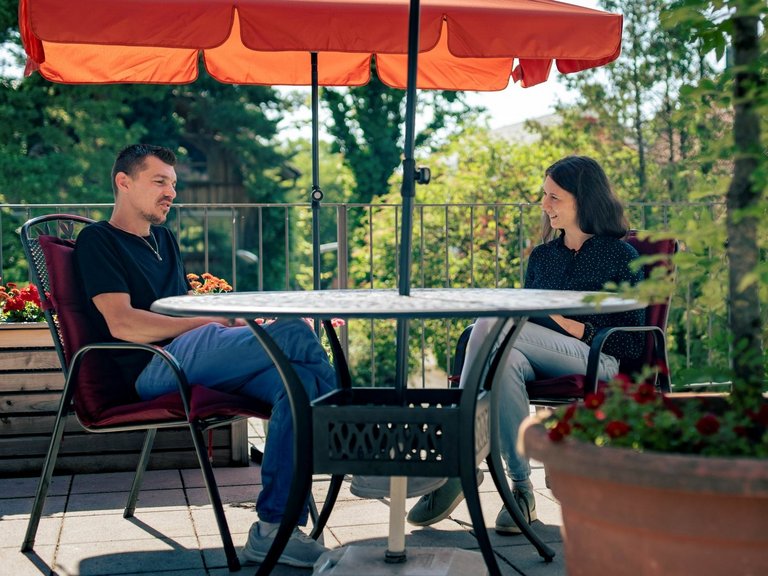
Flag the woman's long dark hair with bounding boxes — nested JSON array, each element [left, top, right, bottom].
[[540, 156, 628, 242]]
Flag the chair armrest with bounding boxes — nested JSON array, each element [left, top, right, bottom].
[[67, 341, 194, 412], [584, 325, 670, 395]]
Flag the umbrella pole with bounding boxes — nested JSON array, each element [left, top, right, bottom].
[[388, 0, 420, 563], [311, 52, 323, 335], [394, 0, 421, 401]]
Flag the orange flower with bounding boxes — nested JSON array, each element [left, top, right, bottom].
[[187, 272, 233, 294]]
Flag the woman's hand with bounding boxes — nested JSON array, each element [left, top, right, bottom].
[[549, 314, 586, 339]]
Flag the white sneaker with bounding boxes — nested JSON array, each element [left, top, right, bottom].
[[349, 475, 448, 499], [240, 521, 328, 568]]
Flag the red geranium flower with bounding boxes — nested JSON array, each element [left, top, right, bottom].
[[605, 420, 631, 438], [562, 403, 578, 422], [695, 414, 720, 436], [0, 279, 45, 323], [548, 420, 572, 442], [633, 383, 657, 404], [584, 391, 606, 409]]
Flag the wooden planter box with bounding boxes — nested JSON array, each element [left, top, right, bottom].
[[0, 323, 248, 476]]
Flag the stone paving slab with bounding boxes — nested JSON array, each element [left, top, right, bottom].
[[0, 419, 564, 576]]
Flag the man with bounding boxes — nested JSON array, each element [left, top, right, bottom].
[[74, 144, 336, 567]]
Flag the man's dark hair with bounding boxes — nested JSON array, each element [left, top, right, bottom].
[[541, 155, 628, 242], [111, 144, 177, 195]]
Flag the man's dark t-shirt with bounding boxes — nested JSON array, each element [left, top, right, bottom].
[[74, 221, 190, 383]]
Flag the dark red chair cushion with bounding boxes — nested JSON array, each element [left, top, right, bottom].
[[526, 374, 608, 398], [39, 235, 141, 424], [37, 235, 272, 428], [189, 386, 271, 421]]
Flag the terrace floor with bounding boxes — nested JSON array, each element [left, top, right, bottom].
[[1, 419, 565, 576]]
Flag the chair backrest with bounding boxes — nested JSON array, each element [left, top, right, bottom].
[[623, 230, 678, 374], [21, 215, 140, 422]]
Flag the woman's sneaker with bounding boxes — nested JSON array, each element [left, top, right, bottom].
[[494, 488, 537, 535], [406, 470, 484, 526], [240, 521, 328, 568]]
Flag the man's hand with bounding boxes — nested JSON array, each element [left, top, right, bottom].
[[93, 292, 236, 343]]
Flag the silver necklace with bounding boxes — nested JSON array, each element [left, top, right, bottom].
[[109, 221, 163, 261]]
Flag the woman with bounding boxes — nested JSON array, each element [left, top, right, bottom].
[[407, 155, 645, 533]]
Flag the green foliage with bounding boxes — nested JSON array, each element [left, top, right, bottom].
[[323, 68, 475, 205], [0, 52, 295, 289], [0, 0, 17, 44]]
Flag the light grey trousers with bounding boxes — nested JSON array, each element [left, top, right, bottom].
[[459, 318, 619, 483]]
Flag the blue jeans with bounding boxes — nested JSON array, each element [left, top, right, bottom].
[[136, 319, 336, 525], [459, 319, 619, 483]]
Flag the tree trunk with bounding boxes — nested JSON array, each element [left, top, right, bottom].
[[726, 10, 764, 408]]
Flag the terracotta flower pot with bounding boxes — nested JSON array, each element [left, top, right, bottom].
[[521, 416, 768, 576]]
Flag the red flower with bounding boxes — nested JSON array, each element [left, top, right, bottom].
[[20, 284, 41, 305], [633, 383, 657, 404], [584, 391, 606, 409], [548, 420, 572, 442], [605, 420, 631, 438], [695, 414, 720, 436], [3, 296, 25, 312], [562, 403, 578, 422], [594, 409, 606, 421], [0, 280, 45, 322]]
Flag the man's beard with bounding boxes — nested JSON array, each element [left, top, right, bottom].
[[141, 209, 166, 225]]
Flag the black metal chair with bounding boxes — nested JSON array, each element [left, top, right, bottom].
[[446, 231, 678, 542], [450, 231, 677, 401], [19, 213, 332, 574]]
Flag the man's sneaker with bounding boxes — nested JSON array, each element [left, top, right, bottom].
[[349, 475, 448, 499], [240, 521, 327, 568], [406, 469, 485, 526], [495, 488, 537, 535]]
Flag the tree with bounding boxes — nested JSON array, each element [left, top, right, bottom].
[[323, 67, 476, 204], [0, 0, 16, 43], [715, 0, 765, 407], [563, 0, 720, 202]]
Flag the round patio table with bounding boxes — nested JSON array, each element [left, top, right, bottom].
[[152, 288, 642, 576]]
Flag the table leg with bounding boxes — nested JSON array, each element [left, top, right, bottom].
[[246, 320, 316, 576], [484, 318, 556, 562]]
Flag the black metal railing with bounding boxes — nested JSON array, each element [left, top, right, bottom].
[[0, 201, 729, 388]]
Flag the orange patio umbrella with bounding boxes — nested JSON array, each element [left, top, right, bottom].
[[20, 0, 620, 89]]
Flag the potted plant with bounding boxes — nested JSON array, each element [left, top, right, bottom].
[[521, 3, 766, 574], [0, 279, 51, 348], [521, 375, 767, 575]]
